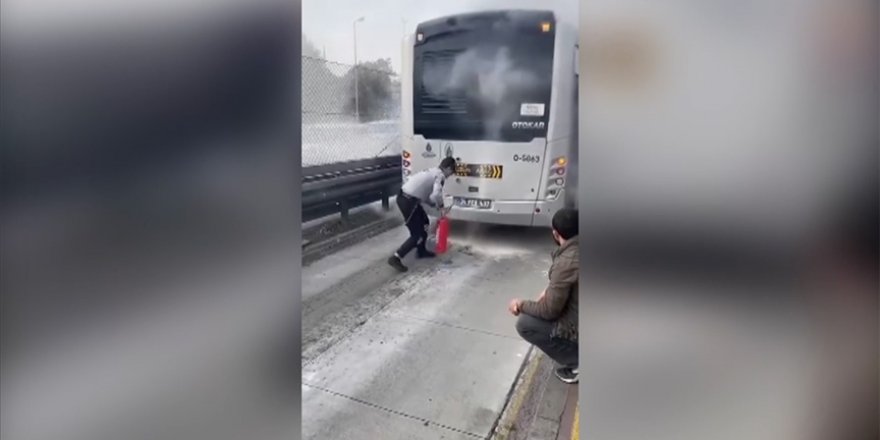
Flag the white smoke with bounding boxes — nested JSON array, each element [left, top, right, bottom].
[[448, 47, 539, 106], [423, 44, 543, 139]]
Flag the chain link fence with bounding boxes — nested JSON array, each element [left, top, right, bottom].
[[302, 56, 401, 167]]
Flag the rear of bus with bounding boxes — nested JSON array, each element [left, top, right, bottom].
[[400, 10, 578, 227]]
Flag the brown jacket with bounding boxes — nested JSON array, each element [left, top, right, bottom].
[[519, 236, 579, 342]]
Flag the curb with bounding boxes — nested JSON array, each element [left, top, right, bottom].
[[490, 347, 542, 440], [557, 384, 579, 440]]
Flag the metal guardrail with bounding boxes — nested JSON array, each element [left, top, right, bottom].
[[302, 156, 402, 222]]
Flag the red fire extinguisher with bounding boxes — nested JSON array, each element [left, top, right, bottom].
[[435, 212, 450, 254]]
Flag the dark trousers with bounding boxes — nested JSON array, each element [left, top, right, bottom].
[[516, 313, 578, 368], [395, 192, 429, 258]]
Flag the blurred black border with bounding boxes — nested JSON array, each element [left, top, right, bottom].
[[1, 0, 303, 438], [577, 2, 878, 439]]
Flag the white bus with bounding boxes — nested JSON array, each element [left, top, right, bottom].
[[400, 9, 578, 227]]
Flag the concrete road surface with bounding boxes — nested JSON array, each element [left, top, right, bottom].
[[302, 221, 556, 439]]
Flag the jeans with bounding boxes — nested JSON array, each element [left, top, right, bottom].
[[516, 313, 578, 368]]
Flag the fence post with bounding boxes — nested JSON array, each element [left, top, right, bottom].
[[340, 199, 350, 221]]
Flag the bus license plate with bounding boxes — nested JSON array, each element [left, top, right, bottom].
[[454, 197, 492, 209]]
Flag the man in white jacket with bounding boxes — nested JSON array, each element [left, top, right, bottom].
[[388, 157, 457, 272]]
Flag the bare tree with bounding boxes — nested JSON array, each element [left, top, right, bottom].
[[343, 58, 396, 121]]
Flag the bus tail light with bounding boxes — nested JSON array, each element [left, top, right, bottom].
[[546, 178, 563, 197], [546, 155, 566, 199], [551, 157, 566, 176], [402, 151, 412, 179]]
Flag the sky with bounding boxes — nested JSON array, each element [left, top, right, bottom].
[[302, 0, 578, 74]]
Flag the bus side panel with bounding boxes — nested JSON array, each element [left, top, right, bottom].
[[535, 22, 579, 213], [400, 35, 416, 182], [400, 34, 415, 141], [546, 22, 579, 145]]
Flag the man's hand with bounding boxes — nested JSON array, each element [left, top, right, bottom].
[[508, 299, 523, 316]]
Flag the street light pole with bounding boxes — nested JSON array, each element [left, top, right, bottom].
[[353, 17, 365, 121]]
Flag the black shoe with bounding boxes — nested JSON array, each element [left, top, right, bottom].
[[554, 367, 578, 384], [387, 256, 408, 272], [416, 249, 436, 259]]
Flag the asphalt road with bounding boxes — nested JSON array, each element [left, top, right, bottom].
[[301, 221, 556, 439]]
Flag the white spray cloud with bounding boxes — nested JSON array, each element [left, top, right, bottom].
[[422, 42, 544, 139]]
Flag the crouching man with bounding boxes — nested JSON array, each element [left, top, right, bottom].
[[508, 208, 579, 383]]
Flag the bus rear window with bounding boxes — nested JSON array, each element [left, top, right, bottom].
[[413, 21, 555, 142]]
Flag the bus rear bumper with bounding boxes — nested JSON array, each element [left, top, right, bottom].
[[445, 199, 565, 227]]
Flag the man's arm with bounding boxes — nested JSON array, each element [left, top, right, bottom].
[[537, 288, 547, 302], [519, 259, 577, 320], [428, 172, 444, 207]]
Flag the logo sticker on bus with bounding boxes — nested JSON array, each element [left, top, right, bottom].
[[422, 142, 437, 158], [520, 103, 545, 117]]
